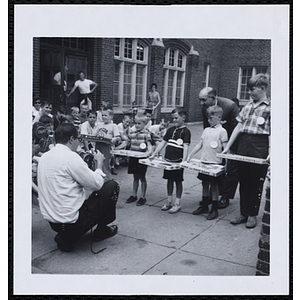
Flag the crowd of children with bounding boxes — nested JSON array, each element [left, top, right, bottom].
[[32, 73, 270, 229]]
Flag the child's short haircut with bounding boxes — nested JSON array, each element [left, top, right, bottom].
[[102, 107, 114, 117], [58, 105, 67, 114], [41, 101, 52, 108], [144, 108, 153, 115], [151, 83, 157, 89], [206, 105, 223, 118], [80, 103, 89, 110], [71, 106, 79, 113], [60, 115, 75, 124], [87, 110, 97, 117], [33, 96, 41, 104], [135, 112, 148, 124], [39, 115, 53, 125], [160, 118, 170, 126], [172, 107, 187, 118], [247, 73, 269, 89], [123, 115, 131, 121]]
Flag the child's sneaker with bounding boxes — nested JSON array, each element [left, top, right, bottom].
[[169, 205, 181, 214], [161, 203, 172, 211], [136, 198, 146, 206], [126, 195, 137, 203]]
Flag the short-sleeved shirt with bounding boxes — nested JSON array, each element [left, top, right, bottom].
[[149, 124, 167, 139], [80, 121, 101, 136], [200, 124, 228, 164], [163, 126, 191, 162], [96, 123, 120, 140], [128, 129, 152, 152], [81, 121, 102, 149], [74, 79, 94, 94], [237, 99, 271, 135]]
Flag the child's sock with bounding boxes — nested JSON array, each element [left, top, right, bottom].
[[174, 198, 181, 207], [167, 195, 173, 204], [211, 200, 218, 211]]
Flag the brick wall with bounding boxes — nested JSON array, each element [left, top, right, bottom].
[[32, 37, 40, 102], [148, 44, 165, 123], [93, 38, 115, 111], [34, 38, 271, 123], [183, 39, 270, 122], [218, 39, 271, 100], [256, 167, 271, 275]]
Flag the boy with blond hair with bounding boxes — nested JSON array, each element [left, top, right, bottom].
[[95, 108, 121, 176], [126, 112, 152, 206], [187, 105, 228, 220]]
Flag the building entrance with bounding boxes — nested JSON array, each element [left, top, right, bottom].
[[40, 38, 91, 113]]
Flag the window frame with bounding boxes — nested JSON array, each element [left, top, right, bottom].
[[237, 66, 268, 105], [114, 38, 148, 112], [162, 48, 186, 112], [202, 63, 211, 88]]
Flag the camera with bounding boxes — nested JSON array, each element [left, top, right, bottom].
[[79, 151, 97, 171]]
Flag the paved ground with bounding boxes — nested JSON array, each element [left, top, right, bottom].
[[31, 123, 266, 276]]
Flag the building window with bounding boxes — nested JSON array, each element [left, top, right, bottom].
[[237, 66, 268, 103], [41, 37, 89, 51], [203, 63, 210, 87], [162, 48, 186, 109], [114, 38, 148, 108]]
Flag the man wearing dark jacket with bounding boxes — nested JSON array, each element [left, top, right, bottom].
[[194, 87, 239, 212]]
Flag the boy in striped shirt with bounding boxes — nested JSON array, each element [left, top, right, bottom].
[[126, 112, 152, 206]]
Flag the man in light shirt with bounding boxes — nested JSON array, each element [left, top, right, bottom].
[[38, 123, 119, 252], [67, 71, 98, 108]]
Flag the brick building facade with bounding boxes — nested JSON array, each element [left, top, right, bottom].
[[33, 37, 270, 124]]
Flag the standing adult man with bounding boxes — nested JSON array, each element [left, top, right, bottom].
[[38, 123, 119, 252], [193, 87, 239, 213], [67, 71, 98, 108]]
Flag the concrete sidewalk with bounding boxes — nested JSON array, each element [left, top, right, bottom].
[[31, 124, 265, 276]]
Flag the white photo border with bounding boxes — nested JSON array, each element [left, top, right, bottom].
[[13, 4, 290, 296]]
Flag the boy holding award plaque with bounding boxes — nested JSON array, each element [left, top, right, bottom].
[[187, 105, 228, 220], [150, 108, 191, 214], [126, 112, 153, 206], [222, 74, 270, 228]]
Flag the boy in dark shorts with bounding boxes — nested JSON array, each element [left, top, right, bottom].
[[150, 107, 191, 214], [223, 73, 270, 228], [187, 106, 228, 220], [126, 112, 152, 206]]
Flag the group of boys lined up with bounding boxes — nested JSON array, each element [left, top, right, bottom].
[[33, 73, 270, 252]]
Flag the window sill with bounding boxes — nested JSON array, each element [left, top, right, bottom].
[[161, 108, 174, 114]]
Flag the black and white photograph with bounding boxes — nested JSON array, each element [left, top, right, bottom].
[[12, 3, 290, 296]]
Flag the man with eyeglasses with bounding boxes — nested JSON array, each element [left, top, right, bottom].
[[38, 123, 119, 252], [193, 87, 239, 213]]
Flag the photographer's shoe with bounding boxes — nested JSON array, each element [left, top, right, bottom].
[[54, 234, 75, 252], [93, 225, 118, 242]]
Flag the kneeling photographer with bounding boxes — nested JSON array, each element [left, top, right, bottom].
[[38, 123, 119, 252]]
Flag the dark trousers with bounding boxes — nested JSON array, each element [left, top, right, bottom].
[[222, 157, 239, 199], [237, 161, 267, 216], [49, 180, 119, 244], [237, 133, 269, 217]]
